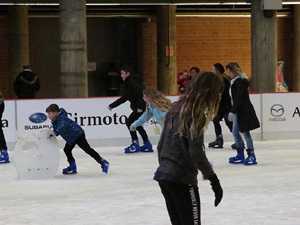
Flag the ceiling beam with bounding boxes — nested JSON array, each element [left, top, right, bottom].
[[0, 0, 298, 5]]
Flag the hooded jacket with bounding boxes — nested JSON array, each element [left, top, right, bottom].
[[13, 69, 40, 99], [51, 108, 84, 145]]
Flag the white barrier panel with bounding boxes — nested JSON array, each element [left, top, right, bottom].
[[2, 100, 16, 142], [3, 93, 299, 144], [15, 96, 178, 141], [262, 93, 300, 132]]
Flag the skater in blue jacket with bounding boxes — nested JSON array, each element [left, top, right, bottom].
[[130, 87, 172, 133], [0, 89, 9, 164], [46, 104, 109, 175]]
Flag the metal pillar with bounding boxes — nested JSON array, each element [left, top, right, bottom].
[[60, 0, 88, 97], [251, 0, 277, 92], [156, 5, 177, 95], [8, 6, 29, 98]]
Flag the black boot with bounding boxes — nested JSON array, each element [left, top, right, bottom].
[[208, 135, 223, 148]]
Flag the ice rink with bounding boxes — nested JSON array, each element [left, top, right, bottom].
[[1, 139, 300, 225]]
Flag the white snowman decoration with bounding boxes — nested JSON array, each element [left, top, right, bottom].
[[14, 129, 60, 180]]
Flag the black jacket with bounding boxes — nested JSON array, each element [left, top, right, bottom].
[[109, 74, 146, 111], [13, 70, 40, 99], [218, 75, 232, 115], [230, 77, 260, 133]]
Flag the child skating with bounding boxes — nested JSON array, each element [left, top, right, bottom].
[[46, 104, 109, 174], [130, 87, 172, 144]]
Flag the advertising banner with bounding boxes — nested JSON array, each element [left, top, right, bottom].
[[15, 96, 179, 141], [2, 100, 16, 142], [262, 93, 300, 132], [6, 92, 295, 144]]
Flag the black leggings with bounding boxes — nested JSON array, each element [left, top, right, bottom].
[[213, 112, 233, 136], [63, 133, 102, 166], [125, 111, 148, 142], [159, 180, 201, 225], [0, 103, 7, 151]]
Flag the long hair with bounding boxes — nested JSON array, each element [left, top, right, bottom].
[[143, 87, 172, 112], [177, 72, 224, 139], [226, 62, 243, 77]]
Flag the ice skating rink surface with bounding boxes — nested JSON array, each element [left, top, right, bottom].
[[1, 139, 300, 225]]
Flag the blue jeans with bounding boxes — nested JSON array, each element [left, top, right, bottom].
[[232, 114, 254, 150]]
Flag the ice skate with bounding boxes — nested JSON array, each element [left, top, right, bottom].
[[244, 149, 257, 166], [229, 149, 244, 164], [124, 139, 141, 153], [101, 159, 109, 174], [140, 140, 153, 152], [62, 162, 77, 174], [208, 135, 223, 148], [0, 150, 10, 164]]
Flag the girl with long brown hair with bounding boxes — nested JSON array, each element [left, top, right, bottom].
[[154, 72, 223, 225]]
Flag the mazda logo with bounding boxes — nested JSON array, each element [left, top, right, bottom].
[[270, 104, 284, 117]]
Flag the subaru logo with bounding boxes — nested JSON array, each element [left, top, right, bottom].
[[270, 104, 284, 117], [29, 113, 48, 123]]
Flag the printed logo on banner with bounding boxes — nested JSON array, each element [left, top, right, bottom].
[[25, 112, 52, 130], [29, 113, 48, 123], [269, 104, 286, 121]]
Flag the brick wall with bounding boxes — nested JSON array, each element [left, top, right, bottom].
[[142, 16, 294, 92], [141, 21, 157, 88], [277, 17, 294, 91]]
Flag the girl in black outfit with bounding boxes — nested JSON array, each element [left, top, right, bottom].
[[208, 63, 233, 148]]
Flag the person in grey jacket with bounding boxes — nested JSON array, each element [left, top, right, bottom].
[[154, 72, 223, 225]]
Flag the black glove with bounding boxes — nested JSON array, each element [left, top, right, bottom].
[[207, 174, 223, 207]]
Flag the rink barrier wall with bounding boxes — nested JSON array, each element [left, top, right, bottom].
[[3, 93, 300, 149]]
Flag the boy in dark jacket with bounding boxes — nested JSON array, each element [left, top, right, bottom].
[[46, 104, 109, 174], [108, 66, 152, 153]]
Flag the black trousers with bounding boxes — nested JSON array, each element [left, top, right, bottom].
[[159, 180, 201, 225], [63, 133, 102, 166], [0, 103, 7, 151], [213, 112, 233, 136], [125, 111, 148, 142]]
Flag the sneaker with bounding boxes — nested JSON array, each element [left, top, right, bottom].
[[208, 136, 223, 148], [62, 162, 77, 175], [101, 159, 109, 174], [244, 149, 258, 166], [141, 140, 154, 152], [0, 150, 10, 164], [229, 150, 245, 164], [124, 139, 141, 153]]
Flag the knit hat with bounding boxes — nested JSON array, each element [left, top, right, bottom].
[[213, 63, 225, 74]]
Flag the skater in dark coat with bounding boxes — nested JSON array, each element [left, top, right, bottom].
[[226, 62, 260, 166], [154, 72, 223, 225], [0, 89, 9, 164], [13, 65, 40, 99], [208, 63, 233, 148], [108, 66, 152, 153], [46, 104, 109, 174]]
